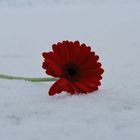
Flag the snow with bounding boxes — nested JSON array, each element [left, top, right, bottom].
[[0, 0, 139, 7], [0, 1, 140, 140]]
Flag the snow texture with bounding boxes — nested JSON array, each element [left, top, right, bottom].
[[0, 1, 140, 140], [0, 0, 140, 7]]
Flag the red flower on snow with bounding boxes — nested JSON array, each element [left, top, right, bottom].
[[42, 41, 104, 96]]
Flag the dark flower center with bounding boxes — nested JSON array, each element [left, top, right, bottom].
[[67, 67, 77, 77], [63, 64, 79, 81]]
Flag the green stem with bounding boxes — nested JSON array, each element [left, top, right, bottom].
[[0, 74, 56, 82]]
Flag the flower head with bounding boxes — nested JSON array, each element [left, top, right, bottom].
[[42, 41, 104, 96]]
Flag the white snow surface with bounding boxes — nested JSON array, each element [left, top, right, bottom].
[[0, 1, 140, 140], [0, 0, 139, 7]]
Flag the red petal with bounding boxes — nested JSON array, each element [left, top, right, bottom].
[[73, 81, 96, 93], [45, 63, 63, 77], [52, 41, 80, 64], [49, 78, 68, 96], [42, 52, 61, 66], [49, 78, 81, 95]]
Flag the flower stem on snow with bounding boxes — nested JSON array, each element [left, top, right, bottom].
[[0, 74, 56, 82]]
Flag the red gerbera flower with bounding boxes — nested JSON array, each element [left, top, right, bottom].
[[42, 41, 104, 96]]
